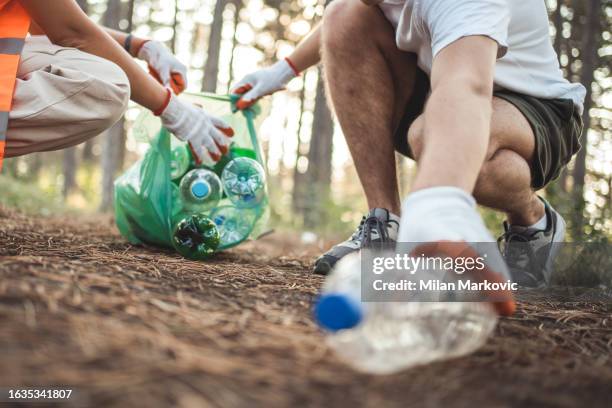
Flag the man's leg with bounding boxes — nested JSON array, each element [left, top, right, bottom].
[[321, 0, 418, 215], [408, 97, 569, 288], [5, 36, 130, 157], [313, 0, 422, 274], [408, 97, 545, 226]]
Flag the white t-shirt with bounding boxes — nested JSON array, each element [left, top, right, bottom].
[[379, 0, 586, 113]]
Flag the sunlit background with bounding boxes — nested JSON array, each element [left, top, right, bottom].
[[1, 0, 610, 242]]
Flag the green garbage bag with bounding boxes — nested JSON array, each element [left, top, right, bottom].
[[114, 127, 175, 248], [114, 92, 268, 255]]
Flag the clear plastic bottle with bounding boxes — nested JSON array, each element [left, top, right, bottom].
[[221, 157, 266, 208], [179, 168, 222, 212], [314, 253, 498, 375], [210, 205, 256, 248], [170, 143, 191, 180]]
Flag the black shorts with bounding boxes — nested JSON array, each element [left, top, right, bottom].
[[393, 69, 584, 190]]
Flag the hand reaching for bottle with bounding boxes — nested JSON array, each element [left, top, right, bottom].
[[231, 58, 300, 110]]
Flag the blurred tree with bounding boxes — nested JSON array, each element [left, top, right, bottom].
[[570, 0, 599, 236], [62, 148, 78, 198], [100, 0, 134, 211], [545, 0, 610, 239], [303, 67, 334, 228], [202, 0, 229, 92], [76, 0, 89, 13], [62, 0, 90, 198], [291, 83, 307, 215]]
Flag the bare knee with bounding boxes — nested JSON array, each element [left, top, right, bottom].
[[407, 115, 425, 159], [322, 0, 385, 49]]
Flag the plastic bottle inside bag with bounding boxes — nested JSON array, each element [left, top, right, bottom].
[[179, 169, 222, 212], [210, 205, 257, 248], [221, 157, 266, 209]]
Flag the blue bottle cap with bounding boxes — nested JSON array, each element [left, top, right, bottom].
[[314, 293, 363, 332], [191, 181, 210, 199]]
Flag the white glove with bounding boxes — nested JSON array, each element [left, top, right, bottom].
[[138, 41, 188, 94], [160, 93, 234, 166], [231, 59, 298, 110]]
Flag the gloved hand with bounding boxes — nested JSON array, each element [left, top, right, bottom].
[[231, 58, 299, 110], [158, 92, 234, 166], [138, 41, 188, 94]]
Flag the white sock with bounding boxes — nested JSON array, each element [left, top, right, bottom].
[[527, 213, 547, 230]]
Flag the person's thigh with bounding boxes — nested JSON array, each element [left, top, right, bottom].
[[323, 0, 419, 126], [406, 96, 536, 165], [6, 36, 129, 157], [486, 97, 536, 162]]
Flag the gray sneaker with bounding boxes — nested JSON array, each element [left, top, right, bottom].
[[498, 197, 566, 287], [313, 208, 400, 275]]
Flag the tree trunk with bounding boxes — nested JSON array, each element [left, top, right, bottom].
[[201, 0, 227, 92], [571, 0, 598, 237], [292, 82, 307, 215], [99, 0, 126, 211], [99, 120, 124, 211], [171, 1, 179, 53], [82, 140, 95, 162], [64, 0, 89, 185], [102, 0, 121, 29], [75, 0, 89, 13], [126, 0, 135, 31], [226, 2, 241, 91], [27, 153, 42, 179], [303, 69, 334, 229], [63, 148, 78, 198]]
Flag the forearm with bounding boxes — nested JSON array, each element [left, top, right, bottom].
[[288, 23, 322, 72], [58, 29, 166, 111], [415, 85, 492, 192], [412, 35, 497, 193], [104, 28, 148, 58], [21, 0, 166, 112]]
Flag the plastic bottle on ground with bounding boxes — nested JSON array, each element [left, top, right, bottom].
[[179, 168, 222, 212], [221, 157, 266, 209], [314, 252, 498, 374]]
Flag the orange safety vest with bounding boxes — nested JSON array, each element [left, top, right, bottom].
[[0, 0, 30, 171]]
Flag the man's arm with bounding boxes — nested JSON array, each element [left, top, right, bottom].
[[288, 22, 322, 73], [30, 18, 187, 93], [103, 28, 145, 57], [104, 28, 187, 93], [21, 0, 167, 112], [29, 21, 144, 56], [231, 23, 321, 109], [411, 35, 498, 193], [21, 0, 234, 164]]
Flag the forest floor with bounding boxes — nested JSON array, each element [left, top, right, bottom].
[[1, 206, 612, 408]]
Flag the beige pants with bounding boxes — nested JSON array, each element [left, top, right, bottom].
[[5, 36, 130, 157]]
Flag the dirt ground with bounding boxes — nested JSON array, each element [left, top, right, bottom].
[[1, 206, 611, 408]]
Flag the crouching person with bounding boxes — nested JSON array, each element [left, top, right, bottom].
[[1, 0, 234, 170]]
